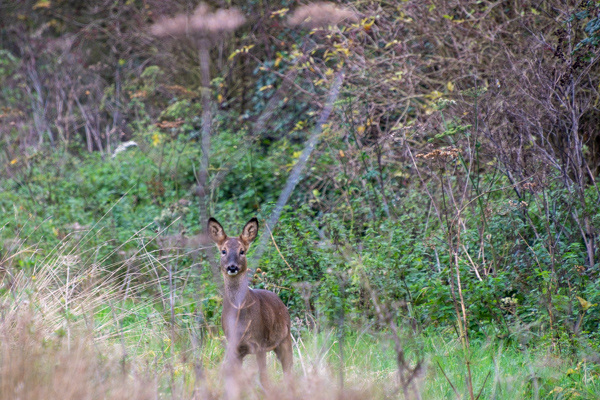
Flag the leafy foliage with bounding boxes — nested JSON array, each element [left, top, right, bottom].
[[1, 1, 600, 397]]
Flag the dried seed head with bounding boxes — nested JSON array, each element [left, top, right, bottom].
[[150, 3, 245, 37], [150, 13, 188, 37], [189, 4, 246, 34], [522, 182, 538, 192], [416, 147, 460, 161], [156, 119, 184, 129], [287, 2, 357, 29]]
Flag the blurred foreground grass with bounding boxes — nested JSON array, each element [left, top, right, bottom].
[[0, 237, 597, 400]]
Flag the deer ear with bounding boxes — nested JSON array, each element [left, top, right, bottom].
[[207, 218, 227, 245], [240, 218, 259, 244]]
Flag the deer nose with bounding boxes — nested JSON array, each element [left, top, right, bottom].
[[226, 265, 240, 276]]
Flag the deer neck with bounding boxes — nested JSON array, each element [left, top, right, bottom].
[[223, 272, 250, 308]]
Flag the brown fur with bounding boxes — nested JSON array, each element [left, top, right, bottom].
[[207, 217, 293, 386]]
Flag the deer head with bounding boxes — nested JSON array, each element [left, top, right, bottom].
[[207, 217, 258, 277]]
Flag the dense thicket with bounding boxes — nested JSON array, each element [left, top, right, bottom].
[[1, 0, 600, 363]]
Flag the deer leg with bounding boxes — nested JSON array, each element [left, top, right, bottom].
[[274, 335, 293, 377], [224, 343, 246, 374], [256, 351, 270, 390], [234, 345, 249, 371]]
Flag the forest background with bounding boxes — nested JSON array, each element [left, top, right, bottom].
[[1, 0, 600, 398]]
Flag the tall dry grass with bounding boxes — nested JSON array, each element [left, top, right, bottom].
[[0, 311, 156, 400], [2, 222, 592, 399], [0, 227, 399, 400]]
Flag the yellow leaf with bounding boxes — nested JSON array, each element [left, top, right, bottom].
[[10, 158, 18, 165], [447, 82, 455, 92], [33, 0, 51, 9], [339, 150, 345, 158], [217, 94, 223, 103], [270, 8, 289, 18], [259, 85, 273, 92], [152, 133, 161, 147], [548, 387, 564, 395], [577, 296, 595, 311], [427, 90, 443, 100], [362, 19, 374, 32], [333, 43, 351, 57], [228, 45, 254, 60], [391, 71, 404, 81], [357, 126, 365, 134]]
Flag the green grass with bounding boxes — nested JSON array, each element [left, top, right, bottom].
[[86, 300, 600, 399], [287, 330, 600, 399], [0, 230, 598, 399], [1, 171, 599, 399]]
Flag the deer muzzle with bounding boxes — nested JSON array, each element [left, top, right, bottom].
[[226, 265, 240, 276]]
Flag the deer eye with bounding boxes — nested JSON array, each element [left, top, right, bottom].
[[240, 250, 245, 255], [221, 250, 226, 255]]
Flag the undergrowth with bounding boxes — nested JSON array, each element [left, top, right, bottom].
[[0, 226, 598, 399]]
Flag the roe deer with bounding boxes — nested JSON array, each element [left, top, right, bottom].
[[207, 217, 293, 387]]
